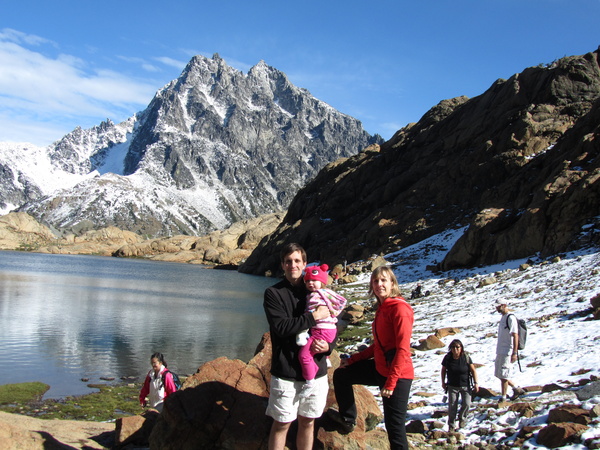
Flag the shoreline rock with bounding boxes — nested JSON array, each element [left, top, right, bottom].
[[0, 410, 114, 450]]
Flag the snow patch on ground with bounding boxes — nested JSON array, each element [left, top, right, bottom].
[[340, 228, 600, 448]]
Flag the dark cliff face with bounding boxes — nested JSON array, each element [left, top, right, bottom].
[[240, 48, 600, 276]]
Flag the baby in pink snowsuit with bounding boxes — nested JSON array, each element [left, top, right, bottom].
[[297, 264, 347, 397]]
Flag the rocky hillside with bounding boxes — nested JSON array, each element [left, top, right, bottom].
[[240, 47, 600, 276], [1, 54, 379, 237]]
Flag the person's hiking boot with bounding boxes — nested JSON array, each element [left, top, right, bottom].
[[448, 422, 456, 432], [511, 387, 527, 400], [327, 409, 356, 434]]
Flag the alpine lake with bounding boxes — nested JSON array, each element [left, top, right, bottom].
[[0, 250, 277, 419]]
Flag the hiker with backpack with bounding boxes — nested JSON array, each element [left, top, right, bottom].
[[494, 300, 526, 401], [441, 339, 479, 431], [139, 352, 178, 412]]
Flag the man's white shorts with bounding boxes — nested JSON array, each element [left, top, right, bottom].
[[266, 375, 329, 423], [494, 354, 514, 380]]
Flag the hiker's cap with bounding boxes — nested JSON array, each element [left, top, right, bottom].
[[495, 298, 509, 305]]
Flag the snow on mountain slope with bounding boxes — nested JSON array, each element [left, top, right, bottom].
[[0, 142, 98, 214]]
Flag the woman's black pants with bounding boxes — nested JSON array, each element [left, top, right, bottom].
[[333, 358, 412, 450]]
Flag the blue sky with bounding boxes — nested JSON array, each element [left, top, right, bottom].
[[1, 0, 598, 146]]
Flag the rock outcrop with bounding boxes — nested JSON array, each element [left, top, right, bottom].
[[0, 212, 56, 250], [113, 212, 283, 266], [0, 411, 114, 450], [0, 211, 281, 268], [240, 48, 600, 276]]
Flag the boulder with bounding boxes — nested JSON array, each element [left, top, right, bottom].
[[477, 276, 498, 288], [542, 383, 564, 393], [591, 293, 600, 309], [508, 402, 536, 418], [0, 411, 114, 449], [405, 420, 426, 433], [537, 422, 589, 448], [434, 327, 460, 339], [475, 386, 497, 399], [415, 335, 445, 351], [339, 274, 359, 284], [114, 409, 159, 447], [341, 304, 365, 324], [548, 404, 592, 425], [365, 256, 388, 271], [148, 333, 384, 449], [518, 425, 543, 439], [591, 293, 600, 320], [0, 421, 50, 450]]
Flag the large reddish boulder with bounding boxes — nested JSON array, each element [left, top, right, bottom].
[[537, 422, 589, 448], [548, 404, 592, 425], [115, 410, 159, 447]]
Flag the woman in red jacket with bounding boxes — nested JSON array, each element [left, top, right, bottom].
[[139, 352, 177, 412], [331, 266, 414, 450]]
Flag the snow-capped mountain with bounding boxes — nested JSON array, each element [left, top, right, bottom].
[[0, 54, 380, 236]]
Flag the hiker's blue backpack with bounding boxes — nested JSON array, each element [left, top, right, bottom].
[[162, 369, 182, 390]]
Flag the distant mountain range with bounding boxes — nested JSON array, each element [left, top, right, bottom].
[[0, 54, 380, 237]]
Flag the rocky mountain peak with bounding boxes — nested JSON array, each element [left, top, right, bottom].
[[1, 55, 379, 237]]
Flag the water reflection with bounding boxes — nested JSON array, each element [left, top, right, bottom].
[[0, 251, 274, 398]]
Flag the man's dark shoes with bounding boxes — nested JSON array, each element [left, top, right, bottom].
[[511, 386, 527, 400], [327, 409, 356, 434]]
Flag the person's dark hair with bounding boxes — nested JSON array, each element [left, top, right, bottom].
[[448, 339, 465, 358], [151, 352, 167, 367], [368, 266, 401, 298], [279, 243, 307, 264]]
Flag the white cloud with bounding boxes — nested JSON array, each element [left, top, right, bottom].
[[0, 28, 53, 46], [154, 56, 188, 70], [0, 28, 160, 145]]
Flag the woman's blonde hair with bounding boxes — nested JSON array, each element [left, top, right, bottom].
[[368, 265, 401, 298]]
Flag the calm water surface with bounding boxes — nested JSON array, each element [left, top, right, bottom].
[[0, 251, 274, 398]]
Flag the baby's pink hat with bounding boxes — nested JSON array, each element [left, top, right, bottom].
[[304, 264, 329, 284]]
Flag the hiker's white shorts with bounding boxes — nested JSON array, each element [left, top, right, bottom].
[[494, 354, 514, 379], [266, 375, 328, 423]]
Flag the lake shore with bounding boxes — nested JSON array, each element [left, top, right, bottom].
[[0, 381, 142, 421]]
